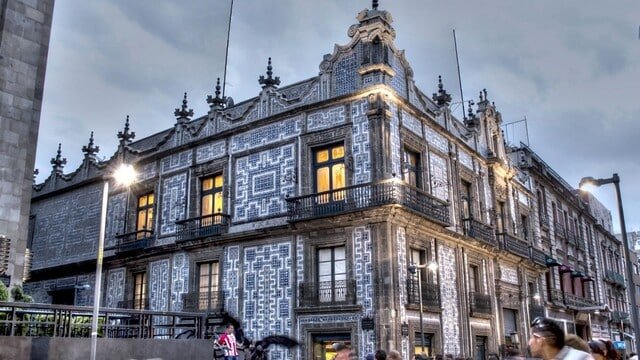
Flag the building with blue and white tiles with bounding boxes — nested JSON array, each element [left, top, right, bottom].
[[25, 2, 635, 359]]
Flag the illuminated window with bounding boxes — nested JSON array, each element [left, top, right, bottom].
[[198, 261, 219, 310], [314, 144, 345, 202], [403, 148, 421, 188], [318, 246, 346, 303], [133, 272, 147, 310], [201, 175, 224, 225], [136, 193, 154, 237]]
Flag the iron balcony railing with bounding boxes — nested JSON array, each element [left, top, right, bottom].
[[406, 278, 440, 308], [605, 270, 626, 288], [175, 214, 231, 242], [611, 311, 630, 323], [469, 292, 492, 316], [564, 294, 598, 308], [566, 230, 578, 246], [181, 291, 225, 313], [112, 230, 154, 253], [462, 218, 497, 247], [554, 222, 566, 239], [286, 180, 450, 226], [530, 248, 548, 266], [498, 233, 530, 258], [298, 279, 357, 307], [0, 301, 204, 339], [548, 288, 564, 304], [117, 299, 150, 311], [539, 213, 550, 230]]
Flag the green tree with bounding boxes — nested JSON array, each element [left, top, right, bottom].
[[11, 285, 32, 303], [0, 281, 8, 301]]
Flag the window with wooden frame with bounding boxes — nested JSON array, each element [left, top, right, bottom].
[[133, 272, 147, 310], [136, 193, 154, 233], [198, 261, 220, 310], [402, 148, 421, 188], [314, 143, 346, 203], [317, 245, 347, 303], [201, 174, 224, 225], [461, 180, 473, 220]]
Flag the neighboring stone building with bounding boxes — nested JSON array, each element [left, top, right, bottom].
[[0, 0, 54, 287], [24, 2, 631, 359]]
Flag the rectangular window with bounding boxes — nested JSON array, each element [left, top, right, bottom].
[[414, 333, 434, 357], [521, 215, 529, 240], [198, 261, 219, 310], [317, 245, 347, 303], [469, 264, 480, 293], [496, 201, 506, 234], [136, 193, 154, 236], [461, 180, 473, 220], [133, 272, 147, 310], [403, 148, 421, 188], [201, 175, 224, 225], [314, 144, 346, 203]]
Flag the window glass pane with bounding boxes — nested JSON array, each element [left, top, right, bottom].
[[318, 248, 331, 261], [334, 246, 346, 260], [332, 145, 344, 159], [316, 168, 330, 192], [202, 194, 213, 215], [214, 192, 224, 213], [334, 260, 346, 274], [147, 209, 154, 229], [214, 175, 224, 188], [316, 149, 329, 163], [138, 196, 147, 207], [137, 211, 146, 230], [147, 194, 154, 205], [318, 262, 332, 276], [332, 164, 345, 189], [202, 178, 213, 191]]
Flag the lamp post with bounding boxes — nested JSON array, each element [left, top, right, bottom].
[[408, 261, 438, 356], [90, 164, 136, 360], [579, 173, 639, 352]]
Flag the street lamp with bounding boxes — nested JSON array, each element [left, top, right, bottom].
[[408, 261, 438, 356], [90, 164, 137, 360], [579, 173, 639, 352]]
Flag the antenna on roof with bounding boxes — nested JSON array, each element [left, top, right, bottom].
[[222, 0, 235, 100], [453, 29, 466, 120]]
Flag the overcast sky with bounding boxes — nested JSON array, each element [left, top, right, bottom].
[[35, 1, 639, 234]]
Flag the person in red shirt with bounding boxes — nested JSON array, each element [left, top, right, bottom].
[[217, 324, 239, 360]]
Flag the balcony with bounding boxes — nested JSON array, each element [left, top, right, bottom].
[[463, 218, 497, 247], [530, 248, 548, 266], [548, 288, 564, 304], [605, 270, 626, 288], [469, 292, 492, 316], [406, 279, 440, 308], [112, 230, 154, 253], [117, 299, 150, 310], [539, 214, 550, 230], [564, 294, 598, 308], [611, 311, 630, 323], [286, 180, 450, 226], [181, 291, 224, 313], [298, 279, 356, 307], [566, 230, 578, 246], [498, 233, 530, 258], [175, 214, 231, 242], [554, 222, 566, 239]]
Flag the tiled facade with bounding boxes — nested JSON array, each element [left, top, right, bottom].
[[25, 3, 634, 359]]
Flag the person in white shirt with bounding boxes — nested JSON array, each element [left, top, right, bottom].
[[217, 324, 239, 360], [528, 317, 594, 360]]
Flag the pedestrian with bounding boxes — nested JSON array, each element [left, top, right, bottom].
[[629, 353, 637, 360], [588, 340, 607, 360], [217, 323, 240, 360], [388, 350, 402, 360], [375, 350, 387, 360], [528, 316, 593, 360], [566, 334, 591, 353], [600, 340, 620, 360], [333, 342, 356, 360]]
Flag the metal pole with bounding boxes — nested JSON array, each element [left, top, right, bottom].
[[588, 312, 592, 341], [418, 268, 425, 355], [91, 180, 109, 360], [613, 174, 640, 353]]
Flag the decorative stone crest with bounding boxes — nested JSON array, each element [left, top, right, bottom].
[[207, 78, 226, 109], [81, 131, 100, 163], [117, 115, 136, 146], [174, 92, 194, 123], [258, 57, 281, 88], [50, 143, 67, 174]]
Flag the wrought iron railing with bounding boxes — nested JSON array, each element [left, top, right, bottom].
[[286, 180, 450, 226], [469, 292, 492, 316], [462, 218, 497, 247], [498, 233, 530, 258], [548, 288, 564, 303], [0, 302, 204, 339], [539, 214, 550, 230], [175, 214, 231, 242], [117, 299, 150, 311], [406, 279, 440, 308], [605, 270, 626, 288], [564, 294, 598, 308], [566, 230, 578, 246], [530, 248, 548, 266], [181, 291, 225, 312], [298, 279, 357, 307], [611, 310, 630, 323], [554, 222, 566, 238], [112, 230, 154, 253]]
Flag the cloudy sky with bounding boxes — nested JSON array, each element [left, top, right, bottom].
[[35, 1, 639, 233]]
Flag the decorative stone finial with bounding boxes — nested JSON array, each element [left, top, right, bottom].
[[258, 57, 281, 88], [207, 78, 226, 109], [50, 143, 67, 174], [467, 100, 476, 119], [431, 75, 452, 106], [82, 131, 100, 161], [174, 92, 194, 121], [372, 0, 379, 9], [33, 169, 39, 182], [117, 115, 136, 145]]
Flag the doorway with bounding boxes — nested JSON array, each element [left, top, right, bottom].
[[475, 336, 487, 360], [312, 333, 351, 360]]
